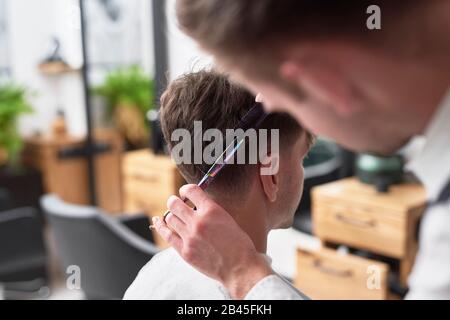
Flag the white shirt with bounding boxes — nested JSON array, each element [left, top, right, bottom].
[[405, 89, 450, 299], [123, 247, 305, 300]]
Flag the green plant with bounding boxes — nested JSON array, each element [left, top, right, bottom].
[[0, 83, 33, 166], [93, 65, 154, 147], [93, 65, 154, 118]]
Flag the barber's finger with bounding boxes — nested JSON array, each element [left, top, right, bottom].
[[165, 210, 188, 238], [179, 184, 211, 209], [153, 217, 182, 251], [167, 195, 194, 223]]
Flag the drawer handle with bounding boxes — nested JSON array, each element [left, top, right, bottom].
[[335, 213, 376, 228], [312, 259, 353, 278]]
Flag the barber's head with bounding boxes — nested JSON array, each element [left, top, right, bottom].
[[160, 70, 313, 228], [176, 0, 450, 154]]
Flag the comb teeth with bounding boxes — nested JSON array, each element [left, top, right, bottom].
[[238, 102, 267, 131]]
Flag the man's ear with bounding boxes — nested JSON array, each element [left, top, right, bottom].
[[279, 58, 358, 116], [259, 154, 279, 203]]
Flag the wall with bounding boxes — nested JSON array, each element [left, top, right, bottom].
[[6, 0, 208, 137], [166, 0, 212, 80], [8, 0, 86, 136]]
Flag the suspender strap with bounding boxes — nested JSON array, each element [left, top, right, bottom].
[[432, 179, 450, 206], [416, 178, 450, 241]]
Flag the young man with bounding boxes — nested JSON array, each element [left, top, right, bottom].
[[124, 70, 313, 299]]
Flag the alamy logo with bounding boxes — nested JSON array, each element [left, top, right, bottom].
[[366, 265, 382, 290], [366, 5, 381, 30], [66, 265, 81, 290], [170, 122, 280, 175]]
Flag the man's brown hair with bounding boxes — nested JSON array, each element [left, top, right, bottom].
[[176, 0, 424, 78], [160, 70, 313, 199]]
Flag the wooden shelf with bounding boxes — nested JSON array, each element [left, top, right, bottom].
[[22, 129, 124, 213], [38, 61, 80, 76]]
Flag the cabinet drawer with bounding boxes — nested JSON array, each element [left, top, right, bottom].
[[295, 247, 389, 300], [124, 174, 175, 213], [313, 202, 407, 257], [123, 164, 167, 183]]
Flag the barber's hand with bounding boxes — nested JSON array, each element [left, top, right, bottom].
[[153, 184, 274, 299]]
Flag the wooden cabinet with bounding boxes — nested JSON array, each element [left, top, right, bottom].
[[122, 149, 185, 247], [314, 202, 408, 258], [22, 129, 123, 213], [295, 247, 389, 300], [295, 177, 427, 299], [122, 149, 185, 215], [312, 178, 426, 259]]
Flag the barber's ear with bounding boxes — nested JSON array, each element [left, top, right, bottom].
[[259, 154, 279, 203], [279, 60, 358, 116]]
